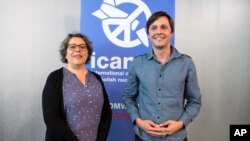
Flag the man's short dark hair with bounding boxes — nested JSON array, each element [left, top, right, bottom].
[[146, 11, 174, 34]]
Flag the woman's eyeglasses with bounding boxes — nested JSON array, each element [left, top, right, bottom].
[[68, 44, 87, 51]]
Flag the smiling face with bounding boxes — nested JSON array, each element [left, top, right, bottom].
[[66, 37, 88, 68], [148, 16, 173, 50]]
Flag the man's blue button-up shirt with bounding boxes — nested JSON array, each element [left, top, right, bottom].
[[123, 47, 201, 141]]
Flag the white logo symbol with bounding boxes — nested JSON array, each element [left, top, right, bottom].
[[92, 0, 151, 48]]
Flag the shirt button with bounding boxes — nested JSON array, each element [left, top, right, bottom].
[[158, 103, 160, 105], [159, 89, 161, 91], [157, 116, 160, 119]]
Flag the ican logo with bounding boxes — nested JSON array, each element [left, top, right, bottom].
[[92, 0, 151, 48], [230, 125, 249, 141]]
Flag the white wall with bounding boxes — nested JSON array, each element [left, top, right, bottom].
[[0, 0, 80, 140], [0, 0, 249, 141], [176, 0, 250, 140]]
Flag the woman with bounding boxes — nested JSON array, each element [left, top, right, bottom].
[[42, 33, 112, 141]]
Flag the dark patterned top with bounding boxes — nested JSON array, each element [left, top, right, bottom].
[[63, 68, 104, 141]]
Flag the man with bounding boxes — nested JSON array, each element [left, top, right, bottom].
[[123, 11, 201, 141]]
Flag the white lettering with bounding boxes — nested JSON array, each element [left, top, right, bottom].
[[110, 103, 127, 110], [95, 70, 124, 76], [102, 77, 116, 82], [91, 52, 134, 69], [118, 78, 127, 82], [110, 56, 121, 69], [97, 56, 109, 69], [241, 129, 247, 136], [123, 57, 134, 69], [234, 129, 247, 136]]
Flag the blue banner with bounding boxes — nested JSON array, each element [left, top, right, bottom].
[[81, 0, 174, 140]]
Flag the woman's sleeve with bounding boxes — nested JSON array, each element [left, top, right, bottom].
[[42, 72, 78, 141]]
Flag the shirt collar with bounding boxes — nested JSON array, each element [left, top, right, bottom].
[[146, 46, 182, 61]]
